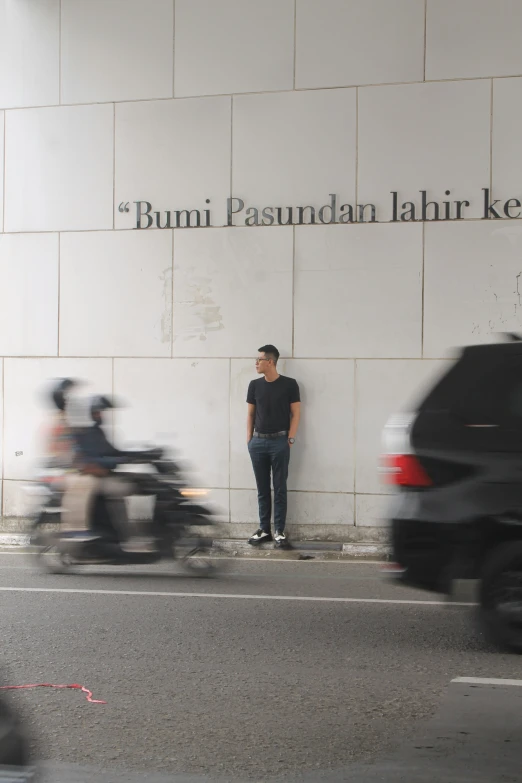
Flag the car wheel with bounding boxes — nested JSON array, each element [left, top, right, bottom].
[[479, 541, 522, 653], [0, 692, 32, 768]]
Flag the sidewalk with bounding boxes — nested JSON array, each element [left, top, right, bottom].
[[0, 517, 391, 561]]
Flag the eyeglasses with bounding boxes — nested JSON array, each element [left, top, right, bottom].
[[255, 358, 270, 363]]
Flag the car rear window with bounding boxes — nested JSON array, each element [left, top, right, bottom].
[[417, 345, 522, 428]]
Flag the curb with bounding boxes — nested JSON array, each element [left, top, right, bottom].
[[212, 539, 391, 560], [0, 533, 391, 561], [0, 534, 31, 548]]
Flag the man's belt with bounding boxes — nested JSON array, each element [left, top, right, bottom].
[[253, 431, 288, 439]]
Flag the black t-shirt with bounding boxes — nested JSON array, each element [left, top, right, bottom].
[[247, 375, 300, 434]]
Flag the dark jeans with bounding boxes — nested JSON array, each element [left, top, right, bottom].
[[248, 435, 290, 534]]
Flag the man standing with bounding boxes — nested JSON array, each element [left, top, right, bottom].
[[246, 345, 301, 549]]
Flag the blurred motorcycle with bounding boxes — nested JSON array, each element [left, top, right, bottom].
[[28, 449, 219, 577]]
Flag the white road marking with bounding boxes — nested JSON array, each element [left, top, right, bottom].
[[0, 586, 474, 605], [452, 677, 522, 687]]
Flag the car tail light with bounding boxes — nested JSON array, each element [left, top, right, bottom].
[[380, 454, 432, 487], [380, 413, 432, 487]]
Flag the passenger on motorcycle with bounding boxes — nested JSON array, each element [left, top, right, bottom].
[[43, 378, 78, 473]]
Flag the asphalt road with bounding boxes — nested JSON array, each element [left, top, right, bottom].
[[0, 553, 521, 782]]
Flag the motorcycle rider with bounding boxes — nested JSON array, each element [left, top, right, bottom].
[[62, 394, 158, 552]]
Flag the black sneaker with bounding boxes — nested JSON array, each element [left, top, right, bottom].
[[274, 532, 290, 549], [248, 528, 273, 546]]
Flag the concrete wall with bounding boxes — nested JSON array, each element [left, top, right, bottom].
[[1, 0, 522, 537]]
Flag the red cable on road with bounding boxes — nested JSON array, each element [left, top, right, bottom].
[[0, 683, 106, 704]]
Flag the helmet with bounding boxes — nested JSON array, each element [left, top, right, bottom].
[[51, 378, 76, 411], [90, 395, 118, 424]]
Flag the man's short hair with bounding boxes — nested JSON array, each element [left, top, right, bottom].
[[258, 344, 280, 364]]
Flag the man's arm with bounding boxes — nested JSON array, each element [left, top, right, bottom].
[[247, 403, 256, 443], [77, 427, 136, 469], [74, 430, 117, 472], [288, 402, 301, 444]]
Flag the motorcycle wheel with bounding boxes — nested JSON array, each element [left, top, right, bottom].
[[35, 532, 73, 575], [176, 540, 216, 578]]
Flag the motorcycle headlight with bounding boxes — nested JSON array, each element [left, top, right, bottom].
[[180, 488, 209, 499]]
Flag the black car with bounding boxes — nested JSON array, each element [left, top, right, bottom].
[[382, 335, 522, 653], [0, 689, 35, 781]]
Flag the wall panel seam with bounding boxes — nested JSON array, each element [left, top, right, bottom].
[[293, 0, 297, 90], [423, 0, 428, 81], [0, 74, 512, 114], [490, 78, 494, 193], [2, 111, 5, 232], [172, 0, 176, 98], [58, 0, 62, 104]]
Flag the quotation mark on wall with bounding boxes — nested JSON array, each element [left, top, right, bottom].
[[118, 202, 130, 213]]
